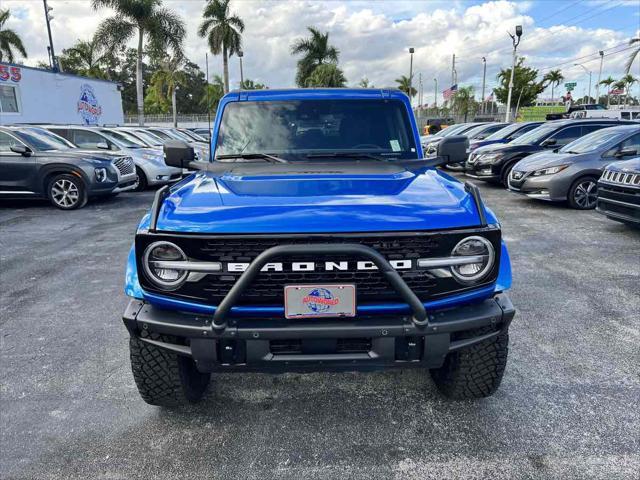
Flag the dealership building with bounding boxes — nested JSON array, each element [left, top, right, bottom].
[[0, 62, 124, 126]]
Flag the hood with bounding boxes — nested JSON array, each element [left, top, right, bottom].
[[45, 149, 122, 163], [154, 164, 487, 234], [469, 139, 504, 151], [476, 143, 543, 155], [512, 150, 582, 171], [606, 157, 640, 173]]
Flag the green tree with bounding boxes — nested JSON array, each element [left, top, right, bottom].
[[599, 76, 615, 107], [199, 75, 225, 112], [305, 63, 346, 88], [291, 27, 339, 87], [59, 36, 110, 79], [395, 75, 416, 98], [240, 79, 267, 90], [92, 0, 186, 125], [625, 37, 639, 74], [494, 58, 545, 107], [199, 0, 245, 95], [542, 69, 564, 102], [145, 55, 187, 125], [621, 74, 637, 107], [613, 80, 626, 106], [359, 77, 373, 88], [451, 86, 478, 121], [0, 9, 27, 62]]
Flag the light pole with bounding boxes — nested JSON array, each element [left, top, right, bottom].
[[434, 78, 438, 109], [238, 50, 244, 88], [574, 63, 592, 104], [505, 25, 522, 122], [481, 56, 487, 115], [596, 51, 604, 104], [43, 0, 58, 71], [408, 47, 415, 106]]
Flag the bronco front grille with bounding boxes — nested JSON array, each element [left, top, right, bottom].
[[113, 156, 134, 176], [136, 229, 501, 306]]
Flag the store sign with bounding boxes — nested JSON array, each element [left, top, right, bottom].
[[0, 65, 22, 82], [77, 83, 103, 124]]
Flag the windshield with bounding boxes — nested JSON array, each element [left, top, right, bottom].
[[216, 99, 417, 160], [14, 128, 74, 151], [148, 129, 175, 141], [559, 128, 622, 154], [440, 124, 470, 137], [510, 124, 557, 145], [464, 124, 498, 139], [100, 129, 146, 148], [167, 128, 198, 143], [180, 129, 206, 142], [127, 129, 163, 146], [486, 123, 527, 141]]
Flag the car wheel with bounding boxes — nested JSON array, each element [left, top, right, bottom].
[[133, 167, 147, 192], [47, 174, 88, 210], [501, 163, 516, 188], [568, 176, 598, 210]]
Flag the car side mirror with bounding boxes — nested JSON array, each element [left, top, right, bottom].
[[434, 135, 468, 166], [10, 145, 32, 156], [164, 140, 196, 169], [96, 142, 110, 150], [616, 147, 637, 158], [541, 138, 557, 147]]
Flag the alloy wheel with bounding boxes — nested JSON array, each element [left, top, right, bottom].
[[51, 179, 80, 208], [573, 180, 597, 209]]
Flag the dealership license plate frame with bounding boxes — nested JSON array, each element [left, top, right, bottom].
[[284, 284, 356, 319]]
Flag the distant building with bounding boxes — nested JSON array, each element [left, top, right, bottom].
[[0, 62, 124, 125]]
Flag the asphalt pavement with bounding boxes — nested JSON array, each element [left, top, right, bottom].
[[1, 176, 639, 479]]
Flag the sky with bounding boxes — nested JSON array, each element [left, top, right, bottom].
[[4, 0, 640, 101]]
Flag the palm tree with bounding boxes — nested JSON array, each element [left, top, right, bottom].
[[61, 36, 109, 79], [147, 55, 186, 126], [199, 0, 244, 95], [625, 37, 639, 74], [291, 27, 339, 87], [92, 0, 186, 125], [543, 69, 564, 102], [240, 79, 267, 90], [451, 86, 478, 121], [599, 76, 615, 107], [395, 75, 416, 98], [613, 80, 626, 106], [620, 74, 637, 107], [0, 9, 27, 62], [199, 75, 225, 112], [359, 77, 372, 88], [305, 64, 346, 87]]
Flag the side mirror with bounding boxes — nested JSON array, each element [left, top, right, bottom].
[[616, 147, 637, 158], [96, 141, 110, 150], [10, 145, 32, 156], [541, 138, 557, 147], [164, 140, 196, 169], [435, 135, 469, 166]]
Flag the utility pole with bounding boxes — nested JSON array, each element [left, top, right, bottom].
[[575, 63, 592, 104], [238, 50, 244, 88], [206, 53, 212, 162], [43, 0, 58, 71], [408, 47, 415, 106], [505, 25, 523, 122], [418, 72, 423, 108], [434, 78, 438, 109], [451, 54, 455, 87], [481, 56, 487, 115], [596, 50, 604, 105]]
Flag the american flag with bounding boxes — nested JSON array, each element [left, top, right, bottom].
[[442, 84, 458, 100], [610, 88, 624, 95], [485, 92, 494, 102]]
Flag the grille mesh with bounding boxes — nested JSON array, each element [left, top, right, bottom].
[[113, 157, 134, 176], [601, 169, 640, 187]]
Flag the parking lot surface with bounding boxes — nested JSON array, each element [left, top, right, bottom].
[[1, 176, 639, 480]]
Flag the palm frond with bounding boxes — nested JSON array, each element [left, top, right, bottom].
[[95, 16, 136, 50]]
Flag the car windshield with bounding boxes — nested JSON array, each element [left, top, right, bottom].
[[100, 129, 146, 148], [559, 128, 623, 154], [485, 123, 526, 141], [168, 129, 197, 142], [14, 128, 74, 151], [465, 124, 498, 139], [510, 124, 558, 145], [127, 130, 163, 146], [440, 124, 470, 137], [148, 129, 177, 141], [216, 99, 418, 160], [180, 129, 206, 142]]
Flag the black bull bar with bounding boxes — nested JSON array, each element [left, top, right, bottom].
[[211, 243, 429, 330]]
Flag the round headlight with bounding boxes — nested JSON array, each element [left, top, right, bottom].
[[143, 241, 188, 289], [450, 236, 495, 284]]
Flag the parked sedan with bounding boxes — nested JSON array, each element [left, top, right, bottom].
[[45, 126, 182, 191], [445, 122, 509, 169], [467, 121, 543, 154], [465, 119, 634, 186], [507, 125, 640, 209], [144, 127, 210, 161], [596, 156, 640, 225], [423, 122, 486, 157], [0, 126, 136, 209]]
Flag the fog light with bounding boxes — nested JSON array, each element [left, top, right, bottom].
[[95, 167, 108, 182]]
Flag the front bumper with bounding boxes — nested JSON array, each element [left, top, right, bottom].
[[122, 293, 515, 373], [596, 180, 640, 224], [141, 163, 183, 186], [507, 171, 567, 202]]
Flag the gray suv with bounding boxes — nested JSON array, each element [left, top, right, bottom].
[[0, 126, 137, 209], [508, 125, 640, 209]]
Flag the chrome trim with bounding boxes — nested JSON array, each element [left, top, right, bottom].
[[417, 255, 487, 268], [597, 196, 640, 208], [149, 260, 222, 272], [600, 169, 640, 189], [143, 241, 189, 290], [0, 190, 36, 194]]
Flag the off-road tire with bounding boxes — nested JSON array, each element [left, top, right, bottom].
[[47, 173, 88, 210], [133, 167, 148, 192], [430, 327, 509, 399], [129, 331, 211, 407]]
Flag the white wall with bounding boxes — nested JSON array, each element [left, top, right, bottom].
[[0, 63, 124, 125]]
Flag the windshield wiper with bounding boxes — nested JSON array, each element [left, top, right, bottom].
[[215, 153, 288, 163], [564, 150, 581, 154], [305, 152, 389, 162]]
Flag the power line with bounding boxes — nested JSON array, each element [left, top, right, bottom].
[[535, 0, 586, 27]]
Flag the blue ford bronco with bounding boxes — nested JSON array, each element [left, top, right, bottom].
[[122, 89, 515, 406]]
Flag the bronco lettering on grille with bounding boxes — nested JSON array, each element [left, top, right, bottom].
[[226, 259, 413, 273]]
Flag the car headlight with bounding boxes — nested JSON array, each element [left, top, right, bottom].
[[450, 236, 495, 284], [143, 241, 188, 290], [142, 153, 163, 163], [95, 167, 108, 182], [477, 153, 503, 163], [531, 165, 569, 176]]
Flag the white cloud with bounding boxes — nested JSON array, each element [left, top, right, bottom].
[[3, 0, 635, 98]]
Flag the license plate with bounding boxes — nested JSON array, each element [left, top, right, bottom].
[[284, 284, 356, 319]]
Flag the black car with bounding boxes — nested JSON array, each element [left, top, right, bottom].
[[0, 126, 137, 209], [464, 119, 635, 187], [445, 122, 510, 169]]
